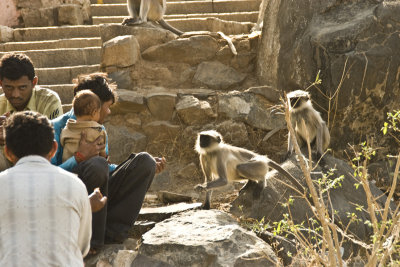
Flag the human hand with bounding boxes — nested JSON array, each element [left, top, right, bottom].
[[88, 188, 107, 213], [155, 156, 166, 174], [77, 132, 106, 161], [0, 112, 10, 146]]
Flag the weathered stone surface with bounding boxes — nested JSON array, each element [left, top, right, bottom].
[[84, 244, 124, 267], [146, 93, 177, 121], [113, 250, 137, 267], [101, 35, 141, 68], [150, 170, 171, 191], [137, 202, 202, 222], [216, 120, 249, 147], [0, 0, 20, 27], [138, 210, 278, 266], [132, 254, 173, 267], [157, 191, 193, 204], [21, 7, 56, 27], [129, 221, 156, 239], [111, 89, 146, 114], [176, 95, 215, 125], [142, 121, 181, 142], [245, 85, 281, 103], [142, 35, 219, 65], [218, 91, 285, 131], [257, 0, 400, 157], [100, 24, 177, 52], [105, 125, 147, 164], [0, 26, 14, 43], [58, 4, 83, 25], [108, 69, 133, 90], [231, 154, 393, 257], [130, 61, 194, 88], [193, 61, 247, 89]]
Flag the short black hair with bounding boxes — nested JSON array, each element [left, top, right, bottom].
[[5, 111, 54, 158], [73, 90, 101, 117], [73, 72, 117, 104], [0, 53, 36, 81]]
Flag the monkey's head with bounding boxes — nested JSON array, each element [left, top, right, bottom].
[[195, 130, 223, 154], [287, 90, 311, 110]]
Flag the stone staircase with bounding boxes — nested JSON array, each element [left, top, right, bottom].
[[0, 0, 261, 104]]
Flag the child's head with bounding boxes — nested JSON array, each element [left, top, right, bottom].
[[73, 90, 101, 122]]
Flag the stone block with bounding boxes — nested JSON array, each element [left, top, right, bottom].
[[142, 121, 181, 142], [101, 35, 141, 68], [176, 95, 215, 125], [193, 61, 246, 89], [146, 93, 177, 121], [58, 4, 83, 25], [111, 89, 146, 114], [0, 26, 14, 43], [112, 250, 137, 267], [21, 7, 56, 27], [137, 202, 202, 222]]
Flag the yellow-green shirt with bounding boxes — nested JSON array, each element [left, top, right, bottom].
[[0, 87, 63, 119]]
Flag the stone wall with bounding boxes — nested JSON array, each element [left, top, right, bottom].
[[2, 0, 91, 27], [256, 0, 400, 158]]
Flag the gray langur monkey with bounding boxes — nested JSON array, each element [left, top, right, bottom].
[[122, 0, 184, 36], [195, 130, 305, 209], [287, 90, 330, 158]]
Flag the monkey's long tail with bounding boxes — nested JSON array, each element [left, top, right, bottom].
[[159, 19, 184, 35], [217, 31, 237, 56], [268, 160, 306, 196]]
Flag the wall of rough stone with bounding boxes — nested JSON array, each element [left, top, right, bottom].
[[1, 0, 91, 27], [0, 0, 20, 27]]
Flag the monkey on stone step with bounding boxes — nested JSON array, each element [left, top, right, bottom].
[[286, 90, 330, 159], [122, 0, 184, 36], [194, 130, 305, 209]]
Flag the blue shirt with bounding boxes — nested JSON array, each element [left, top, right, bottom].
[[51, 109, 117, 173]]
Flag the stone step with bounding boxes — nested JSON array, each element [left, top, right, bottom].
[[36, 64, 100, 85], [91, 0, 261, 16], [0, 47, 101, 68], [90, 0, 199, 3], [13, 25, 101, 42], [0, 38, 102, 52], [42, 84, 74, 104], [92, 11, 258, 25], [168, 18, 254, 33]]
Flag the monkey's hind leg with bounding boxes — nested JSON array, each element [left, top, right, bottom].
[[236, 157, 269, 185]]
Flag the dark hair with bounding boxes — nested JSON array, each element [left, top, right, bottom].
[[0, 53, 35, 81], [5, 111, 54, 158], [73, 72, 117, 104], [73, 90, 101, 117]]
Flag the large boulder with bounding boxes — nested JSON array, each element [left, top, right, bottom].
[[256, 0, 400, 156], [135, 210, 279, 266], [176, 95, 216, 125], [101, 35, 141, 68], [100, 24, 177, 52], [142, 35, 219, 65], [230, 153, 392, 257]]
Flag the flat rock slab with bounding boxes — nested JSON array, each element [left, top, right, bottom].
[[129, 220, 157, 239], [136, 210, 278, 266], [137, 202, 202, 222], [157, 191, 193, 204]]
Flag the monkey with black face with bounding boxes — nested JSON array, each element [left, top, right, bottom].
[[287, 90, 330, 159], [122, 0, 184, 36], [195, 130, 305, 209]]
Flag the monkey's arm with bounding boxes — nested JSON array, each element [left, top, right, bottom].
[[139, 0, 151, 22], [202, 156, 228, 189], [200, 154, 212, 184]]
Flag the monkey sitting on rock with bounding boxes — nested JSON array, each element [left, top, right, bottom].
[[122, 0, 184, 35], [194, 130, 305, 209], [286, 90, 330, 160]]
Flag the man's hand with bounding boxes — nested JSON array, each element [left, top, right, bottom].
[[88, 188, 107, 213], [77, 132, 106, 161], [155, 157, 166, 174], [0, 112, 10, 146]]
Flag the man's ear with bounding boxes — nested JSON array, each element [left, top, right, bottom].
[[4, 146, 18, 164], [46, 140, 58, 161], [32, 76, 38, 87]]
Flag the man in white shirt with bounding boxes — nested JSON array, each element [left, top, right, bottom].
[[0, 111, 92, 266]]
